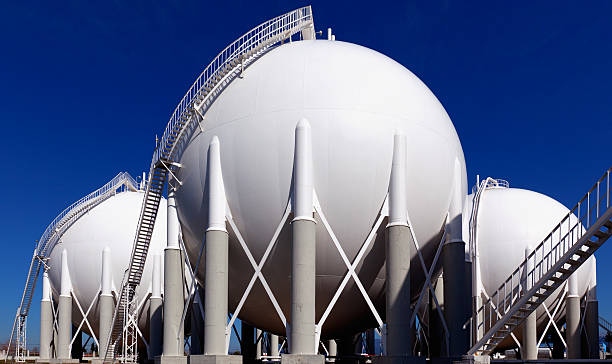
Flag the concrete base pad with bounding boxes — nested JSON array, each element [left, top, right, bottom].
[[46, 360, 80, 364], [188, 355, 242, 364], [373, 356, 426, 364], [281, 354, 324, 364], [155, 356, 188, 364]]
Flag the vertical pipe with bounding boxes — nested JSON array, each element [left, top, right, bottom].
[[521, 246, 537, 360], [57, 249, 72, 359], [385, 133, 412, 358], [163, 188, 185, 357], [290, 119, 316, 354], [585, 260, 599, 359], [99, 247, 114, 359], [204, 136, 229, 355], [149, 251, 163, 358], [39, 271, 53, 360], [566, 273, 581, 359], [442, 158, 469, 357]]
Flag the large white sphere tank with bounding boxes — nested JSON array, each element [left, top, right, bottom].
[[176, 39, 467, 337], [47, 190, 167, 334], [463, 186, 595, 348]]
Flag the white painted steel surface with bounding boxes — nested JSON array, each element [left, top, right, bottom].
[[47, 191, 168, 334], [175, 40, 467, 337], [463, 187, 595, 348]]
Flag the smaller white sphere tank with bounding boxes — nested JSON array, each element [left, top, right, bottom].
[[47, 190, 167, 336], [463, 183, 596, 349]]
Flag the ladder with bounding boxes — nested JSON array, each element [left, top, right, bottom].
[[103, 8, 316, 362], [468, 167, 612, 355], [6, 173, 138, 361]]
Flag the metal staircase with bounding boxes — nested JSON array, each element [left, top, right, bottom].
[[6, 172, 138, 362], [468, 167, 612, 355], [599, 316, 612, 334], [103, 7, 315, 362]]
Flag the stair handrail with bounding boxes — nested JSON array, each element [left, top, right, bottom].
[[600, 316, 612, 333], [151, 6, 314, 167], [7, 172, 139, 359], [470, 166, 612, 353]]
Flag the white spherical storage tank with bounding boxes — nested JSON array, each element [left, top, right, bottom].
[[175, 39, 467, 337], [46, 189, 167, 335], [463, 184, 596, 349]]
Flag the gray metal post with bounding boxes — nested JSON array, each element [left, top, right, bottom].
[[99, 247, 113, 359], [150, 251, 163, 358], [566, 273, 581, 359], [270, 335, 280, 356], [57, 249, 72, 360], [521, 247, 537, 360], [163, 188, 185, 357], [385, 133, 412, 358], [289, 119, 317, 355], [40, 271, 53, 360]]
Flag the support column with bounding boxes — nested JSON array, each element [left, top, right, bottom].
[[150, 251, 163, 358], [39, 271, 53, 360], [57, 249, 72, 360], [521, 246, 537, 360], [442, 158, 469, 358], [566, 272, 581, 359], [71, 325, 82, 360], [241, 323, 255, 364], [429, 275, 445, 357], [190, 137, 240, 364], [161, 187, 186, 362], [327, 340, 336, 362], [190, 285, 205, 355], [97, 247, 114, 360], [584, 260, 599, 359], [283, 119, 323, 364], [365, 329, 375, 355], [384, 133, 413, 361], [270, 335, 280, 357], [256, 329, 262, 359]]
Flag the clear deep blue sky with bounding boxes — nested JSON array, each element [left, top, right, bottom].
[[1, 1, 611, 348]]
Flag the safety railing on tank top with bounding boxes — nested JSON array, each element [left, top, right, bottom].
[[151, 6, 314, 167], [470, 167, 612, 344]]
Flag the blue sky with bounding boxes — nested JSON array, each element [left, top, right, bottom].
[[0, 0, 611, 349]]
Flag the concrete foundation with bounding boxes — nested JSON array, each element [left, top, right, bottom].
[[57, 294, 72, 359], [373, 356, 426, 364], [40, 272, 53, 360], [566, 274, 581, 359], [585, 299, 599, 359], [155, 355, 188, 364], [204, 230, 229, 355], [270, 334, 280, 356], [188, 354, 243, 364], [281, 353, 325, 364], [150, 251, 164, 358]]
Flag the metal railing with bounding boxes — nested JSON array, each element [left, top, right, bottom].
[[151, 6, 314, 166], [7, 172, 139, 360], [469, 166, 612, 353], [600, 316, 612, 333]]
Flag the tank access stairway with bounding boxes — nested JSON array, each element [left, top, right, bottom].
[[103, 7, 315, 362], [468, 167, 612, 356], [599, 316, 612, 334], [6, 172, 138, 362]]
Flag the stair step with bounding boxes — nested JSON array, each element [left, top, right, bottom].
[[574, 249, 590, 257]]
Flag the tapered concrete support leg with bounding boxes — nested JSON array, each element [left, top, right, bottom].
[[442, 241, 469, 357], [521, 246, 537, 360], [150, 252, 163, 358], [58, 250, 72, 360], [256, 330, 262, 359], [99, 247, 114, 359], [585, 262, 599, 359], [383, 133, 413, 360], [71, 325, 82, 360], [566, 273, 581, 359], [285, 119, 322, 364], [162, 189, 186, 359], [40, 271, 53, 360], [190, 286, 205, 355], [203, 231, 228, 354], [429, 275, 445, 357], [327, 340, 337, 362], [270, 335, 280, 356]]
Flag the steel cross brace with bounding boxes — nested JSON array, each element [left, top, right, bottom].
[[70, 289, 100, 349], [225, 201, 291, 353], [537, 288, 567, 348], [479, 289, 522, 349]]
